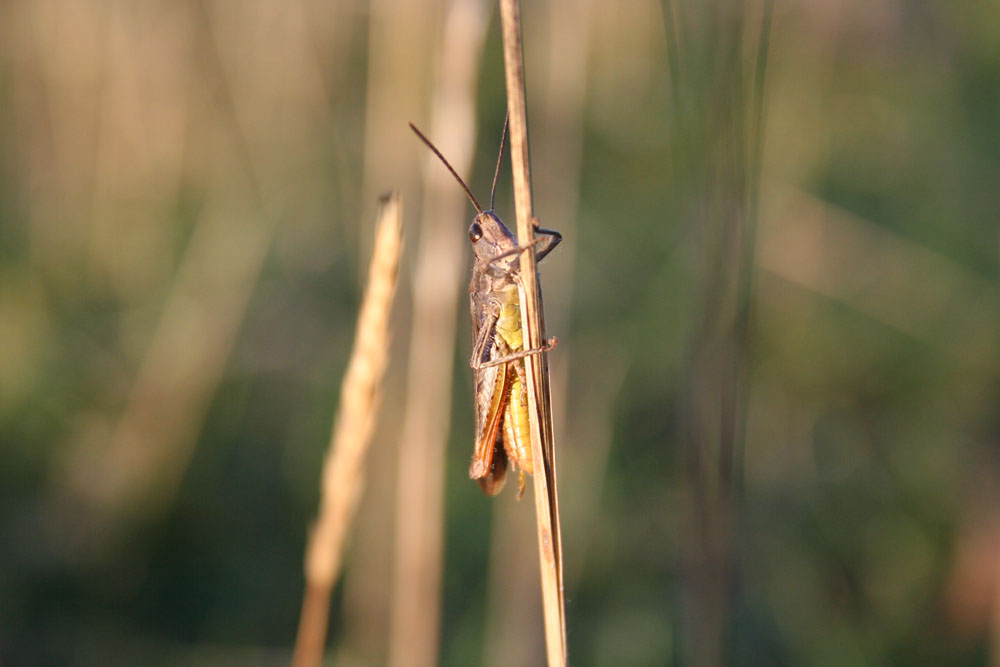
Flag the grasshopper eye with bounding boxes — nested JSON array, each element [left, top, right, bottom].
[[469, 222, 483, 242]]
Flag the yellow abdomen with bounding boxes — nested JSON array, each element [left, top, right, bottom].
[[503, 367, 533, 474], [495, 283, 532, 476]]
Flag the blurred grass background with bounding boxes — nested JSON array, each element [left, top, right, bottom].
[[1, 0, 999, 665]]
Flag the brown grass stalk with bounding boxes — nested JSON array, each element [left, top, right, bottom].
[[499, 1, 568, 664], [484, 1, 592, 662], [387, 1, 489, 665], [335, 2, 438, 660], [292, 194, 403, 667]]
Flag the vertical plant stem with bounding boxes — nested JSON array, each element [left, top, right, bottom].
[[498, 1, 567, 664], [667, 2, 772, 665], [387, 1, 489, 665], [292, 194, 403, 667], [484, 0, 592, 662], [337, 2, 438, 661]]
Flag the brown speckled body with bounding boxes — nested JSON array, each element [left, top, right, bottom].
[[409, 121, 560, 498]]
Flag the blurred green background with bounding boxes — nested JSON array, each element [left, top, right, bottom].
[[1, 1, 998, 665]]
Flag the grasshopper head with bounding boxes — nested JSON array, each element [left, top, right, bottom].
[[468, 211, 516, 264]]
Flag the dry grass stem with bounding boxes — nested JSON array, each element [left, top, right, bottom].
[[73, 199, 271, 530], [292, 194, 403, 667], [485, 1, 593, 662], [499, 0, 568, 664], [335, 2, 438, 660], [387, 1, 489, 665], [668, 4, 772, 664], [56, 1, 326, 539]]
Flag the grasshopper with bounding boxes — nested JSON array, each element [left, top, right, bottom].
[[410, 118, 561, 497]]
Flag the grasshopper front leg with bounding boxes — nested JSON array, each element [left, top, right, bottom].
[[532, 221, 562, 262], [480, 223, 562, 275]]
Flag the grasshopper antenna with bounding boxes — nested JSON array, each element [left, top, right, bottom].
[[409, 122, 484, 215], [489, 113, 509, 212]]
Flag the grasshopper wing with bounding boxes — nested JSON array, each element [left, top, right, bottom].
[[470, 359, 512, 495]]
